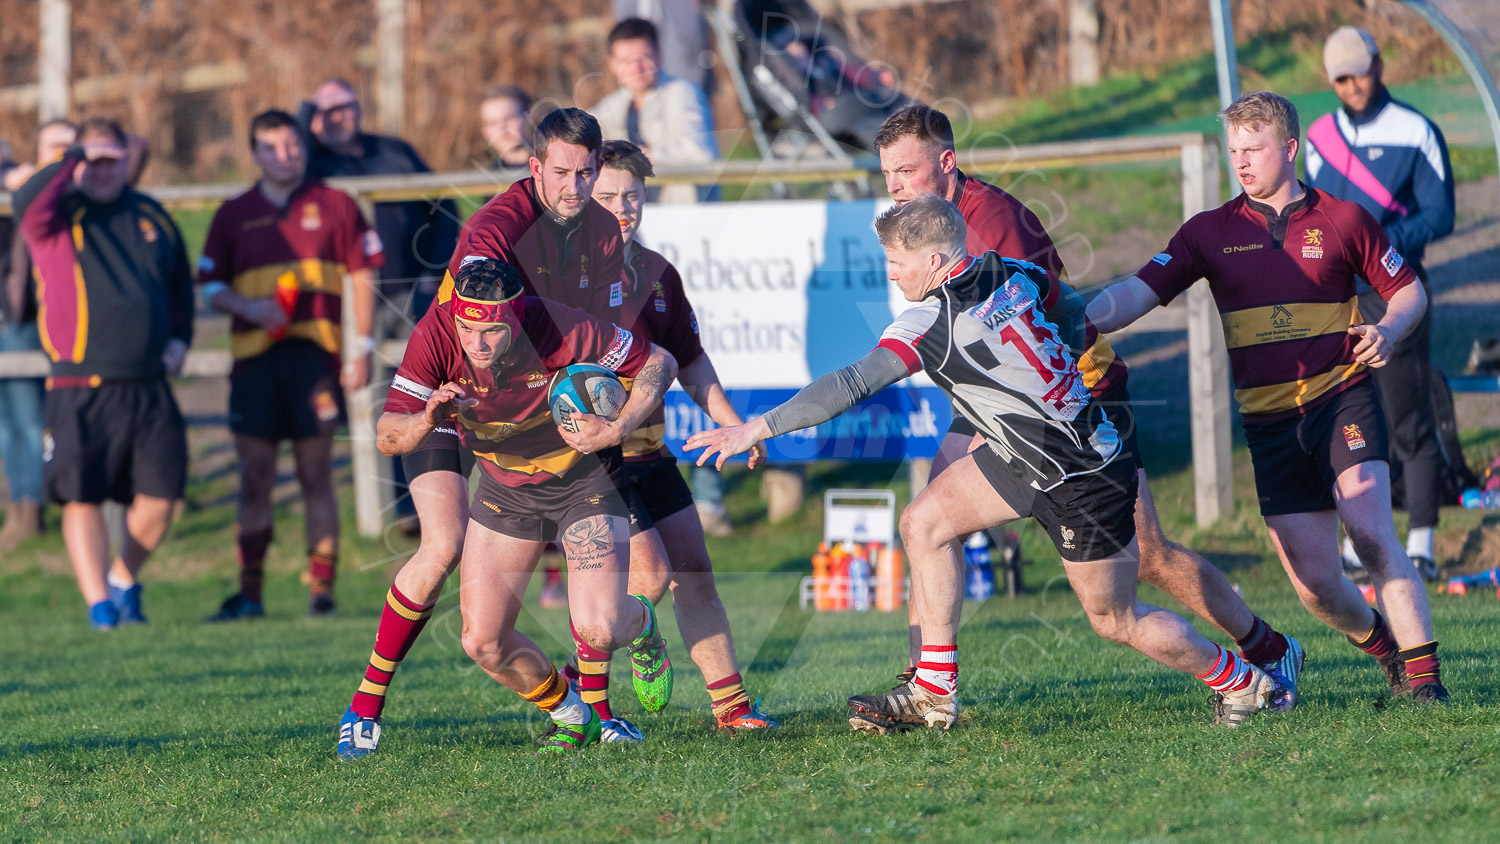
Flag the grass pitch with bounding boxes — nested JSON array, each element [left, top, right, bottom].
[[4, 454, 1500, 842]]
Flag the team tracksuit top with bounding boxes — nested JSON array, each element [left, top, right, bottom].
[[1305, 88, 1455, 267], [15, 152, 193, 385]]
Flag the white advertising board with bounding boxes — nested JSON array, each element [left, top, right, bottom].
[[637, 198, 919, 389]]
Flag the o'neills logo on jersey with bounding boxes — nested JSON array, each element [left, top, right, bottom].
[[139, 219, 159, 243], [301, 201, 322, 231], [1344, 423, 1366, 450], [1223, 243, 1264, 253], [1302, 228, 1324, 260]]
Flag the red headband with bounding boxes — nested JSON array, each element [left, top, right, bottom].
[[452, 289, 523, 326]]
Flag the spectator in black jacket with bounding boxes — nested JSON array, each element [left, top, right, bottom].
[[300, 79, 460, 326], [300, 79, 462, 525], [14, 117, 194, 630]]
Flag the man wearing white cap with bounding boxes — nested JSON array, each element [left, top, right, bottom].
[[1306, 25, 1455, 583]]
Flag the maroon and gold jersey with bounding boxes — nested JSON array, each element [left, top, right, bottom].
[[955, 171, 1126, 399], [384, 295, 650, 486], [437, 178, 624, 316], [1136, 186, 1416, 419], [197, 180, 384, 362], [609, 245, 705, 461]]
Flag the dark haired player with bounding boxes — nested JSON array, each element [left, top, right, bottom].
[[1089, 91, 1448, 703], [872, 104, 1305, 708], [691, 195, 1280, 731], [334, 108, 626, 756], [575, 139, 777, 740], [198, 109, 381, 620], [340, 257, 678, 756]]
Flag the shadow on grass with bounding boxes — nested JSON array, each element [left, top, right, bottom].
[[0, 712, 540, 762]]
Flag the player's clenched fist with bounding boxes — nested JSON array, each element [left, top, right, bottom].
[[425, 381, 478, 426]]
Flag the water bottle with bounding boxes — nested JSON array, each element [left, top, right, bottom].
[[1461, 489, 1500, 509], [849, 546, 872, 612], [812, 542, 831, 611], [963, 533, 995, 601], [829, 543, 851, 611]]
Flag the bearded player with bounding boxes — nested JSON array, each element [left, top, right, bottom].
[[558, 139, 777, 740], [335, 109, 628, 757], [873, 104, 1304, 708]]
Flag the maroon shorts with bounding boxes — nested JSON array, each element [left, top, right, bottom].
[[468, 452, 629, 542]]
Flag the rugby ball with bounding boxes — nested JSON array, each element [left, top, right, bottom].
[[549, 364, 628, 433]]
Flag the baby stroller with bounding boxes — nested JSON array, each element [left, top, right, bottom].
[[709, 0, 914, 161]]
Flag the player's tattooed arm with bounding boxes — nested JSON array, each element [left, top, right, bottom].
[[617, 344, 677, 429], [376, 381, 476, 456], [561, 515, 616, 571], [563, 344, 679, 454]]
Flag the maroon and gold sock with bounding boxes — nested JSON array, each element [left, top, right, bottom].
[[308, 551, 337, 597], [571, 618, 614, 721], [521, 667, 568, 713], [707, 673, 752, 722], [1349, 609, 1398, 659], [1235, 616, 1290, 665], [236, 527, 272, 603], [1401, 641, 1442, 691], [350, 584, 435, 719]]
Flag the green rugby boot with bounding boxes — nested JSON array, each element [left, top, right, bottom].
[[627, 594, 673, 711], [535, 707, 602, 755]]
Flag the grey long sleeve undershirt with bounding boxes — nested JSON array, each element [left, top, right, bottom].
[[763, 347, 911, 437]]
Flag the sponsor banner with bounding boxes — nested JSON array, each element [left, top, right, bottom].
[[661, 386, 952, 463], [637, 198, 914, 388]]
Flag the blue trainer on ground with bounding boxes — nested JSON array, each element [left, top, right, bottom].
[[337, 708, 381, 759], [109, 582, 148, 625], [88, 600, 120, 631]]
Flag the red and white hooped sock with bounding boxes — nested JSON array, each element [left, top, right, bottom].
[[1196, 644, 1253, 693], [914, 644, 958, 696]]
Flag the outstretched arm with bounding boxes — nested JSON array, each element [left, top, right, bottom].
[[685, 346, 909, 469], [1085, 276, 1162, 334], [677, 353, 766, 469]]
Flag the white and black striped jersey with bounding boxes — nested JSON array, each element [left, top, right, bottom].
[[878, 251, 1122, 491]]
